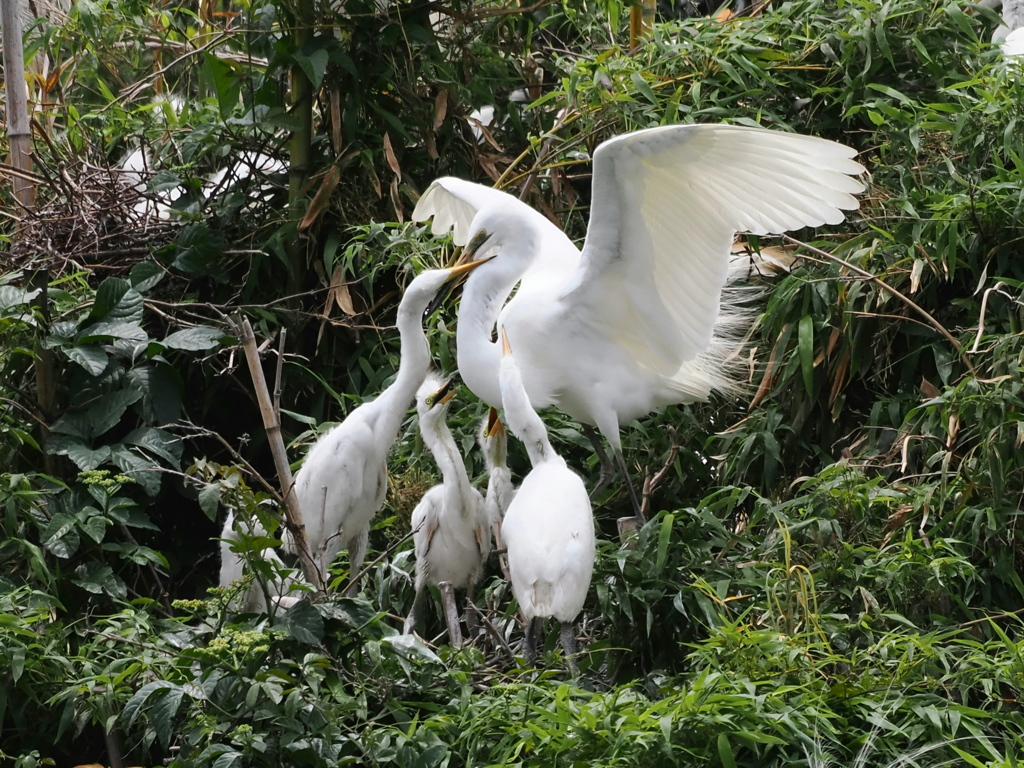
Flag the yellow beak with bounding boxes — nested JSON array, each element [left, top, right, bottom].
[[486, 406, 505, 437]]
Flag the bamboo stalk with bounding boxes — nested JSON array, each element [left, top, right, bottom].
[[236, 316, 323, 590], [1, 0, 36, 209], [286, 0, 315, 298]]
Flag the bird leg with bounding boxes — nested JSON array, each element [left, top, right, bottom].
[[559, 621, 580, 676], [464, 591, 481, 636], [523, 617, 541, 666], [342, 526, 369, 597], [404, 587, 426, 635], [614, 447, 645, 525], [583, 425, 616, 501], [439, 581, 463, 648]]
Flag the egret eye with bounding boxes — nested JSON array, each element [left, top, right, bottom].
[[466, 228, 490, 253]]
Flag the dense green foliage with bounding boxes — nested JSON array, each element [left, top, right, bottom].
[[3, 0, 1024, 764]]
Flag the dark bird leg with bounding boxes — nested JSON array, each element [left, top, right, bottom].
[[559, 621, 580, 676], [464, 591, 481, 635], [342, 527, 370, 597], [583, 425, 616, 500], [404, 586, 426, 635], [614, 447, 645, 524], [524, 617, 541, 665]]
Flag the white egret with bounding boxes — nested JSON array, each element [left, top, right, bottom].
[[413, 123, 864, 515], [218, 511, 305, 613], [404, 376, 492, 636], [290, 261, 491, 591], [479, 407, 515, 550], [499, 330, 596, 671]]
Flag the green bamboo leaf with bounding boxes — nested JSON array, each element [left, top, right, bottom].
[[798, 315, 814, 397], [655, 513, 674, 574], [717, 733, 737, 768]]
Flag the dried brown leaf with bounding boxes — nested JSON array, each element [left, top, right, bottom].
[[299, 166, 341, 232], [383, 132, 402, 181], [433, 89, 448, 131]]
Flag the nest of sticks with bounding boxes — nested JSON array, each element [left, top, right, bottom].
[[5, 147, 178, 277]]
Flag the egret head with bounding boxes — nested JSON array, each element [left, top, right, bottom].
[[423, 250, 497, 317], [478, 406, 507, 470], [416, 374, 456, 426]]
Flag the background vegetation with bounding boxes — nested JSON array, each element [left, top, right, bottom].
[[2, 0, 1024, 764]]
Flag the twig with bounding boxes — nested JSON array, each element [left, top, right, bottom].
[[639, 426, 679, 522], [970, 281, 1018, 353], [783, 235, 978, 377], [274, 328, 286, 418], [234, 315, 323, 591], [466, 600, 517, 662]]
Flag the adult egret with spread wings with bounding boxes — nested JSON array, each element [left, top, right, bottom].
[[404, 375, 492, 636], [290, 261, 490, 591], [413, 123, 864, 516], [498, 330, 595, 672]]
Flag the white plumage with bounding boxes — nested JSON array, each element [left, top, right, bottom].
[[290, 264, 488, 590], [479, 407, 515, 545], [218, 510, 305, 613], [498, 330, 595, 669], [404, 375, 492, 635], [414, 123, 864, 510]]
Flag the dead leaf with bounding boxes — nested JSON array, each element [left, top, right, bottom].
[[383, 132, 402, 181], [910, 258, 925, 294], [424, 128, 439, 160], [326, 266, 356, 316], [946, 413, 959, 448], [299, 166, 341, 232], [329, 87, 343, 154], [389, 176, 403, 223], [433, 89, 448, 132], [919, 377, 940, 398]]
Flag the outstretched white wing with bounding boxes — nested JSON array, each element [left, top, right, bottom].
[[564, 123, 864, 375], [413, 177, 541, 246], [412, 177, 581, 291]]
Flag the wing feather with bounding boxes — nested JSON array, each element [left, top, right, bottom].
[[568, 123, 864, 372]]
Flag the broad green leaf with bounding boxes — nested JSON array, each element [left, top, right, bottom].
[[283, 600, 324, 644], [46, 437, 111, 472], [123, 680, 175, 728], [42, 513, 79, 558], [72, 562, 126, 599], [122, 427, 183, 467], [130, 261, 165, 292], [160, 327, 225, 351], [64, 344, 109, 376]]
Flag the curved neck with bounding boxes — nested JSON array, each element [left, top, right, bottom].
[[457, 237, 538, 409], [499, 355, 554, 467], [371, 301, 431, 440], [422, 415, 474, 509]]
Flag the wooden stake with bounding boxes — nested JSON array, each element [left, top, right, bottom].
[[236, 316, 323, 591], [439, 581, 463, 648]]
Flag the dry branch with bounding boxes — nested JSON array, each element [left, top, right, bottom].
[[235, 316, 323, 591]]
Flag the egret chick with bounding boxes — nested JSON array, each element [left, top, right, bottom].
[[479, 407, 515, 552], [498, 330, 595, 672], [414, 123, 864, 516], [219, 511, 305, 613], [404, 376, 492, 637], [291, 261, 491, 591]]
